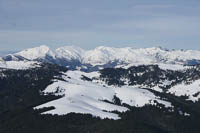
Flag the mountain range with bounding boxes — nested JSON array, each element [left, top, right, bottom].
[[1, 45, 200, 132], [1, 45, 200, 71]]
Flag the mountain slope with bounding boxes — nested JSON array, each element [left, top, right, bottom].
[[34, 64, 200, 119], [55, 46, 85, 61], [0, 60, 41, 70], [15, 45, 55, 60], [35, 70, 171, 119]]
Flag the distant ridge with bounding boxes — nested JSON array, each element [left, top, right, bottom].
[[1, 45, 200, 71]]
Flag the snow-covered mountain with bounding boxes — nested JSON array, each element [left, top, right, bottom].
[[55, 46, 85, 61], [16, 45, 55, 60], [2, 45, 200, 70], [82, 46, 200, 66]]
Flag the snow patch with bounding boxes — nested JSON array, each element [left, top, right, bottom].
[[0, 61, 40, 70], [168, 79, 200, 102]]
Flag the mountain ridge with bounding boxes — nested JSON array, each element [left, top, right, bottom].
[[1, 45, 200, 71]]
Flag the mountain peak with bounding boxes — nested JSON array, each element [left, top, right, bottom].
[[57, 45, 85, 52], [38, 45, 50, 50], [55, 45, 85, 61], [95, 46, 112, 49], [15, 45, 54, 60]]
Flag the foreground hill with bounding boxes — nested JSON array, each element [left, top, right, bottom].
[[1, 63, 200, 133]]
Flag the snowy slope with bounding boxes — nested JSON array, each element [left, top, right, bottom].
[[35, 70, 171, 119], [115, 63, 189, 71], [15, 45, 55, 60], [168, 79, 200, 102], [0, 61, 41, 70], [55, 46, 85, 61]]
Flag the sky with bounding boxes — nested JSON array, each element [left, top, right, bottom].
[[0, 0, 200, 51]]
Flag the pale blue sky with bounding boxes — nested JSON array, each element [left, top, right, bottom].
[[0, 0, 200, 51]]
